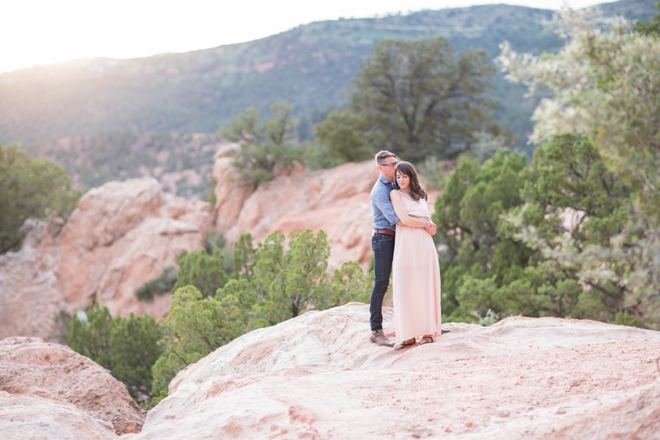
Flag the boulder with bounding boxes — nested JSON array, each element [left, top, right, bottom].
[[131, 304, 660, 439], [0, 336, 145, 436], [0, 393, 117, 440]]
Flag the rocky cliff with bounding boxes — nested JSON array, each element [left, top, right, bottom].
[[213, 145, 381, 268], [213, 144, 439, 269], [2, 305, 659, 439], [0, 177, 212, 340], [0, 150, 438, 341]]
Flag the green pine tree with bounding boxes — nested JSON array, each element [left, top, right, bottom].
[[68, 302, 162, 406]]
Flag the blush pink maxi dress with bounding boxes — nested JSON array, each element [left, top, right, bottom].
[[393, 195, 442, 343]]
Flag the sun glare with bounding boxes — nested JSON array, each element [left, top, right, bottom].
[[0, 0, 606, 74]]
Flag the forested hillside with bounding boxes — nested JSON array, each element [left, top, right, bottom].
[[0, 0, 655, 148]]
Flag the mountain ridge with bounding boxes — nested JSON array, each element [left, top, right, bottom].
[[0, 0, 656, 147]]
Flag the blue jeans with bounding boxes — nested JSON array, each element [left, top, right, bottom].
[[370, 233, 395, 332]]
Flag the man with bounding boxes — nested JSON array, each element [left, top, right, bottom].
[[369, 150, 401, 347], [369, 151, 436, 346]]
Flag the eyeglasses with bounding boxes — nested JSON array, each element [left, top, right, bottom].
[[380, 161, 399, 168]]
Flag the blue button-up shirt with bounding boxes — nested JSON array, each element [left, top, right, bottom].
[[371, 175, 399, 231]]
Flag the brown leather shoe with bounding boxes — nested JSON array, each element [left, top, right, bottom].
[[370, 330, 395, 347]]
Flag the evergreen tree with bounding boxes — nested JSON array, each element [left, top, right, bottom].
[[498, 7, 660, 327], [151, 285, 247, 400], [152, 229, 373, 400], [434, 136, 636, 325], [634, 1, 660, 38], [314, 110, 371, 162], [0, 143, 82, 253], [433, 149, 530, 322], [349, 36, 495, 162], [174, 248, 228, 298], [499, 136, 633, 323], [68, 302, 162, 406], [220, 101, 296, 185], [231, 232, 257, 281]]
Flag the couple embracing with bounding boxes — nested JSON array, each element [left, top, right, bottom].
[[369, 150, 442, 350]]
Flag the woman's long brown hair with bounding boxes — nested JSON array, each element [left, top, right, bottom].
[[396, 161, 427, 201]]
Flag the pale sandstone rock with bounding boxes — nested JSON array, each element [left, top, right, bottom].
[[213, 144, 255, 232], [0, 177, 213, 340], [272, 159, 305, 177], [213, 152, 441, 269], [215, 160, 380, 268], [56, 177, 213, 318], [0, 220, 64, 341], [0, 336, 145, 436], [0, 393, 117, 440], [127, 304, 660, 439]]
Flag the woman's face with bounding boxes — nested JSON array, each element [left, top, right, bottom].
[[396, 171, 410, 190]]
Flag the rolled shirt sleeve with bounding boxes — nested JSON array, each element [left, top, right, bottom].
[[371, 176, 399, 230]]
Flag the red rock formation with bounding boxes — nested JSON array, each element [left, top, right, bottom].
[[0, 150, 439, 340], [213, 150, 439, 269], [0, 336, 145, 436], [212, 144, 255, 234], [56, 177, 213, 317], [0, 219, 66, 343], [0, 177, 212, 341]]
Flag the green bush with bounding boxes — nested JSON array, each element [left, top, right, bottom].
[[0, 143, 82, 254], [135, 267, 177, 302], [173, 248, 229, 298], [68, 302, 162, 407], [314, 110, 371, 163], [434, 136, 638, 326], [151, 229, 373, 399], [292, 141, 345, 172], [220, 101, 297, 185], [151, 284, 248, 399]]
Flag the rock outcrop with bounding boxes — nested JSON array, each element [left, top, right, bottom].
[[0, 337, 145, 437], [1, 149, 441, 340], [57, 177, 212, 316], [213, 149, 439, 268], [0, 219, 67, 343], [1, 307, 659, 439], [0, 392, 117, 440], [0, 177, 212, 341], [128, 304, 660, 439]]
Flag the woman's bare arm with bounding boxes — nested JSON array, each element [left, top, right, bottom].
[[390, 190, 428, 228]]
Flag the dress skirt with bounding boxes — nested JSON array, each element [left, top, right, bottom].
[[392, 198, 442, 342]]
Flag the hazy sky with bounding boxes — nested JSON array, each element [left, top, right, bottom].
[[1, 0, 610, 73]]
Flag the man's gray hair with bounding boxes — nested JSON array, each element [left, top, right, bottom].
[[375, 150, 397, 165]]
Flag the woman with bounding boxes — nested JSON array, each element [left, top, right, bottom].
[[389, 161, 442, 350]]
